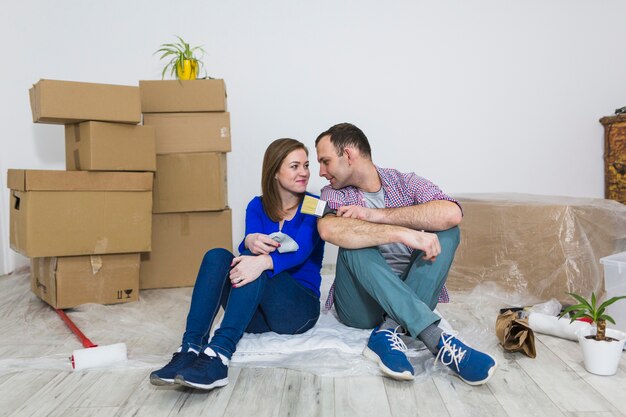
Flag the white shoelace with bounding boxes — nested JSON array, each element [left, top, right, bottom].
[[377, 326, 409, 352], [435, 332, 466, 371]]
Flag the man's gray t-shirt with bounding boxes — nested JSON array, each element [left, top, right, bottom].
[[362, 188, 411, 276]]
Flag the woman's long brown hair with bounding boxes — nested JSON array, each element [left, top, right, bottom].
[[261, 138, 308, 222]]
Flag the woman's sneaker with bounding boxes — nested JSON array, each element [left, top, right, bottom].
[[363, 326, 414, 381], [435, 332, 497, 385], [150, 349, 198, 386], [175, 347, 229, 391]]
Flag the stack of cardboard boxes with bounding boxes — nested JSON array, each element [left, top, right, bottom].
[[8, 79, 156, 308], [138, 80, 233, 289]]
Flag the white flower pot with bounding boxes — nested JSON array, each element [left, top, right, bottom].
[[577, 327, 626, 376]]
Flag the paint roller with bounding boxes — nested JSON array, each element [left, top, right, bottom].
[[54, 308, 127, 370]]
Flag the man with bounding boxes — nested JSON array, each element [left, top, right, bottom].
[[315, 122, 497, 385]]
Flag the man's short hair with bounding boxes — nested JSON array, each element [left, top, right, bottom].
[[315, 122, 372, 159]]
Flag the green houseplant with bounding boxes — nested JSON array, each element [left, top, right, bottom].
[[155, 36, 206, 80], [560, 292, 626, 340], [560, 292, 626, 375]]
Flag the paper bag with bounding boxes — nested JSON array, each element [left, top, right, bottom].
[[495, 309, 537, 358]]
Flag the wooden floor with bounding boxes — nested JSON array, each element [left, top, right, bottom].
[[1, 270, 625, 417]]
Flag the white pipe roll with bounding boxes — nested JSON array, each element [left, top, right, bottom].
[[71, 343, 128, 370], [528, 313, 591, 341]]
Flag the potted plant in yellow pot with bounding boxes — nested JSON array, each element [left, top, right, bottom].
[[155, 36, 206, 80], [560, 292, 626, 376]]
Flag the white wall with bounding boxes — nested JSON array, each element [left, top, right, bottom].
[[2, 0, 626, 274]]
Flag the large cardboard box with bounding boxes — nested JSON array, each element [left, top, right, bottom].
[[65, 122, 156, 171], [153, 153, 227, 213], [143, 112, 231, 154], [139, 79, 227, 113], [8, 170, 153, 258], [31, 254, 140, 309], [140, 210, 233, 289], [29, 79, 141, 124], [447, 194, 626, 304]]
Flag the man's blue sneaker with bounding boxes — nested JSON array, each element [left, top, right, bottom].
[[435, 333, 497, 385], [175, 348, 229, 390], [363, 326, 414, 381], [150, 350, 198, 386]]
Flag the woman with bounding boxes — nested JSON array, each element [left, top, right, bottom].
[[150, 138, 325, 390]]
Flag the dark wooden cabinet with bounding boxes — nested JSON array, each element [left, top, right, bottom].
[[599, 114, 626, 204]]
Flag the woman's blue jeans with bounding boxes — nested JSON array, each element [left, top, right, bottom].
[[181, 248, 320, 359]]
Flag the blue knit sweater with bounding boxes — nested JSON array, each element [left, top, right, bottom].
[[238, 193, 325, 297]]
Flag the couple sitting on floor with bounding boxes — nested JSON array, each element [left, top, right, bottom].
[[149, 123, 497, 391]]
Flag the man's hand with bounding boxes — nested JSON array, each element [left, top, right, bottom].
[[229, 255, 273, 288], [244, 233, 280, 255], [336, 205, 377, 222], [400, 229, 441, 261]]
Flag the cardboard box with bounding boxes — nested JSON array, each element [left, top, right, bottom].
[[600, 252, 626, 332], [447, 194, 626, 304], [143, 112, 231, 154], [139, 79, 227, 113], [140, 210, 233, 289], [65, 122, 156, 171], [29, 79, 141, 124], [31, 254, 140, 309], [8, 170, 153, 258], [153, 153, 227, 213]]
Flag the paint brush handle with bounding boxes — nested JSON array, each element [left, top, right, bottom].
[[54, 308, 98, 348]]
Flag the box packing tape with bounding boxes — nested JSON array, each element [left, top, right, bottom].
[[90, 255, 103, 275]]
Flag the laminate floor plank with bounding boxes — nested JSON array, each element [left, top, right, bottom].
[[222, 367, 286, 417], [69, 369, 149, 408], [113, 377, 191, 417], [486, 340, 566, 417], [384, 376, 451, 417], [62, 407, 119, 417], [168, 366, 242, 417], [536, 333, 626, 416], [7, 371, 103, 417], [277, 369, 334, 417], [335, 375, 392, 417], [0, 370, 59, 417], [514, 337, 619, 414], [432, 375, 508, 417]]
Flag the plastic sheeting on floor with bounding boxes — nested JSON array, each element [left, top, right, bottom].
[[0, 267, 510, 379]]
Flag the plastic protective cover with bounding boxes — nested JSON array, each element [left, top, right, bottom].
[[0, 269, 464, 379], [448, 194, 626, 305]]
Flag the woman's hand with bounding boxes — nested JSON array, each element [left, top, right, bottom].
[[244, 233, 281, 255], [230, 255, 273, 288]]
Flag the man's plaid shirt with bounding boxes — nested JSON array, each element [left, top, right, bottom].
[[321, 166, 461, 310]]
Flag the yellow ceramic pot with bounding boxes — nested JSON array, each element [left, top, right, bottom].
[[176, 59, 198, 80]]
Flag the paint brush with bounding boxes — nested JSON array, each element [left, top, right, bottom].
[[302, 195, 336, 217]]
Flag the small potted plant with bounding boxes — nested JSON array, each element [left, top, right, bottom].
[[155, 36, 206, 80], [560, 292, 626, 375]]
